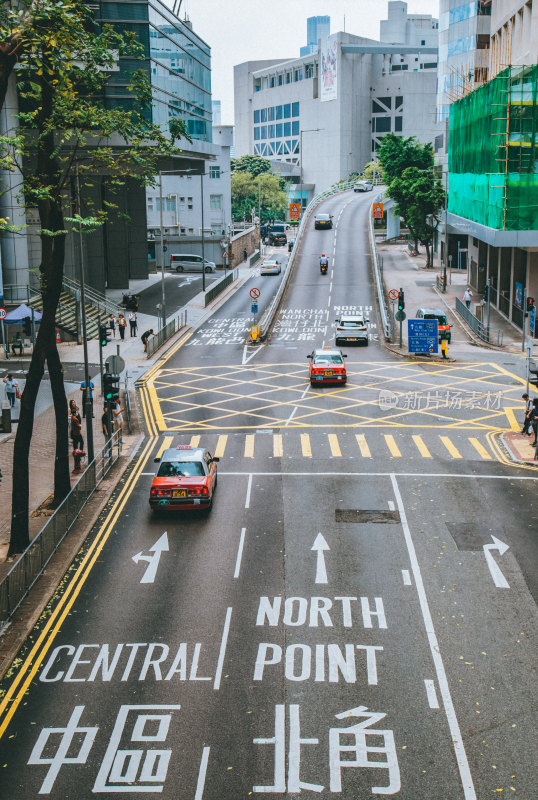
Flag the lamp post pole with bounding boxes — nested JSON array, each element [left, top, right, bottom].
[[158, 170, 166, 329], [75, 165, 94, 463], [200, 172, 206, 293]]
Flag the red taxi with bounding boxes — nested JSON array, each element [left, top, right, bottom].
[[149, 445, 219, 512], [307, 347, 347, 385]]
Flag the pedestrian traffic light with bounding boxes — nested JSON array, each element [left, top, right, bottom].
[[483, 284, 489, 303], [398, 289, 405, 311], [526, 296, 535, 312], [99, 324, 111, 349], [103, 373, 120, 404]]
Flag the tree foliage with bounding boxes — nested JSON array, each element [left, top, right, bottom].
[[377, 134, 444, 267], [231, 170, 287, 222], [230, 154, 271, 177], [0, 0, 189, 554]]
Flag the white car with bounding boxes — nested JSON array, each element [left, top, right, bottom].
[[170, 254, 216, 273], [335, 314, 369, 345], [354, 181, 373, 193], [260, 259, 282, 276]]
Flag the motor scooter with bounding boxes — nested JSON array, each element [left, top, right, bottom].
[[320, 254, 328, 275]]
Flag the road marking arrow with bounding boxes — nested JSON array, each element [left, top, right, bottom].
[[483, 535, 510, 589], [311, 533, 330, 584], [132, 532, 169, 584], [242, 344, 264, 365]]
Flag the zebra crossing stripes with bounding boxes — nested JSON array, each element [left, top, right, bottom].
[[440, 436, 462, 459], [412, 435, 432, 458], [355, 433, 371, 458]]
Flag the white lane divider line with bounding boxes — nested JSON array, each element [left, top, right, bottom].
[[425, 679, 440, 709], [234, 527, 247, 579], [213, 607, 232, 691], [402, 569, 412, 585], [300, 383, 310, 399], [285, 406, 298, 426], [245, 473, 253, 508], [391, 474, 477, 799], [194, 746, 210, 800]]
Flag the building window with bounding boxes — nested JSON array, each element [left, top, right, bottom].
[[305, 63, 314, 78], [394, 116, 403, 132], [261, 108, 267, 122], [294, 68, 303, 81], [269, 76, 276, 88], [372, 98, 391, 113], [421, 39, 426, 45], [210, 195, 222, 210], [395, 96, 403, 109], [254, 127, 260, 140], [268, 106, 275, 121], [261, 126, 267, 139], [285, 71, 292, 84], [284, 122, 291, 136], [254, 109, 260, 123], [292, 120, 300, 135], [373, 117, 391, 133], [292, 101, 299, 117], [284, 103, 291, 118], [209, 166, 220, 179], [276, 105, 283, 119], [268, 124, 275, 138], [278, 74, 283, 85], [147, 198, 154, 210], [276, 123, 282, 137]]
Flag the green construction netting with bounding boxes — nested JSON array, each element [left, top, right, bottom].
[[448, 64, 538, 231]]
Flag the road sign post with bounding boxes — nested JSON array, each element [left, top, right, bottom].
[[408, 319, 439, 354]]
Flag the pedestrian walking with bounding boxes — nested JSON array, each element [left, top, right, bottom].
[[463, 287, 473, 309], [129, 311, 138, 337], [243, 248, 248, 262], [117, 313, 127, 340], [521, 393, 533, 435], [101, 406, 112, 439], [112, 397, 125, 433], [80, 378, 95, 418], [70, 407, 84, 450], [108, 313, 116, 337], [528, 398, 538, 448], [141, 328, 154, 353], [3, 374, 19, 407]]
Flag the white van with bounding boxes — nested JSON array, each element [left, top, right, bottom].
[[170, 254, 216, 273]]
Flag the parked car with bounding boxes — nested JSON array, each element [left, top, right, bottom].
[[170, 254, 216, 273], [415, 307, 452, 343]]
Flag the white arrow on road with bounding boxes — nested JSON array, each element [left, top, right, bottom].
[[483, 535, 510, 589], [132, 532, 169, 584], [311, 533, 330, 584]]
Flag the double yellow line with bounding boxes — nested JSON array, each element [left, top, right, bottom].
[[0, 435, 157, 739]]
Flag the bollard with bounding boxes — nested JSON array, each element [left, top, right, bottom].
[[1, 402, 11, 434]]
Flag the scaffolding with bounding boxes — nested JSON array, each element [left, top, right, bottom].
[[448, 64, 538, 231]]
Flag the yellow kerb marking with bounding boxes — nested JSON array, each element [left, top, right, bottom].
[[469, 437, 491, 459], [273, 434, 283, 457], [214, 435, 228, 458], [156, 436, 174, 460], [440, 436, 462, 458], [190, 435, 200, 447], [244, 434, 255, 458], [301, 433, 312, 457], [384, 434, 402, 457], [328, 434, 342, 457], [355, 434, 371, 457], [412, 435, 432, 458]]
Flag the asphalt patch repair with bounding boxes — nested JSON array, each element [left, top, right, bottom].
[[335, 509, 401, 523]]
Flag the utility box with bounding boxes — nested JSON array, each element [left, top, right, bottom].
[[1, 401, 12, 434]]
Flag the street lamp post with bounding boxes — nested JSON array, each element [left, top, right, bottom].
[[299, 128, 320, 217], [75, 165, 94, 462], [200, 172, 206, 293]]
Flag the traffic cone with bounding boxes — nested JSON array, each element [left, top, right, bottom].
[[56, 328, 61, 343]]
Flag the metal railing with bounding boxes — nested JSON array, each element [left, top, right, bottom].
[[0, 431, 123, 623], [369, 207, 392, 341], [258, 180, 357, 339], [455, 297, 504, 346], [2, 284, 41, 304], [146, 309, 188, 358], [63, 276, 122, 318], [204, 269, 237, 307]]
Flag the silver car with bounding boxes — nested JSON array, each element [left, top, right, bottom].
[[260, 259, 282, 276], [170, 254, 216, 273]]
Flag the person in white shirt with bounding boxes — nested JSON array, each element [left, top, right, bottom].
[[463, 288, 473, 309]]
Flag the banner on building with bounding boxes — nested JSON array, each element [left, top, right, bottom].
[[320, 35, 338, 102]]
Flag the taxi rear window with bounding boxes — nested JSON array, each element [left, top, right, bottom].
[[158, 461, 205, 477]]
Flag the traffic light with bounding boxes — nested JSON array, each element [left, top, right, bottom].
[[398, 289, 405, 311], [99, 323, 111, 349], [103, 372, 120, 404], [529, 367, 538, 387], [526, 296, 535, 313], [483, 283, 489, 303]]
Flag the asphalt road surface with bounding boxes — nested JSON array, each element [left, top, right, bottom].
[[0, 192, 536, 799], [136, 271, 220, 316]]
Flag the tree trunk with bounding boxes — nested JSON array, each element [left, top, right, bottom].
[[47, 343, 71, 504], [425, 242, 432, 268]]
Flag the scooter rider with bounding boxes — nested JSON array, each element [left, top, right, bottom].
[[320, 254, 329, 274]]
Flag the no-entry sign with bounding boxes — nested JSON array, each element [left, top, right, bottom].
[[250, 287, 260, 300]]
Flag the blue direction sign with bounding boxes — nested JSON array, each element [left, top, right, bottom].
[[408, 318, 439, 354]]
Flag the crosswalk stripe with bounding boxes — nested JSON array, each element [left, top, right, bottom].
[[190, 435, 201, 447], [214, 435, 228, 458], [156, 435, 174, 460], [301, 433, 312, 458], [440, 436, 462, 459], [355, 433, 371, 457], [412, 434, 432, 458], [244, 434, 255, 458], [384, 434, 402, 457], [328, 433, 342, 457], [469, 437, 491, 459], [273, 434, 283, 457]]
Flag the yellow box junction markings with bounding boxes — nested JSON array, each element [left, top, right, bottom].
[[301, 433, 312, 458], [384, 434, 402, 458], [328, 433, 342, 457], [440, 436, 462, 459], [355, 433, 372, 458], [412, 434, 432, 458], [0, 435, 158, 739], [504, 407, 520, 432]]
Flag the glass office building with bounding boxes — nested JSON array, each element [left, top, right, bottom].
[[96, 0, 212, 141]]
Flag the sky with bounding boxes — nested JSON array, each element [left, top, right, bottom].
[[171, 0, 440, 124]]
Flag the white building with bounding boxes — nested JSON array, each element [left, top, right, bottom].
[[234, 1, 441, 206]]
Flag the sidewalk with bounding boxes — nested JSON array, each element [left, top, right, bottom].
[[0, 258, 255, 565]]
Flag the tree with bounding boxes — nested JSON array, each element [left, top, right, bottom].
[[377, 133, 433, 185], [231, 154, 271, 177], [0, 0, 188, 554], [362, 160, 384, 183], [231, 170, 287, 222]]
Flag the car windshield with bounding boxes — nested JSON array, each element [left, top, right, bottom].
[[157, 461, 205, 477], [425, 314, 448, 325], [313, 353, 343, 364]]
